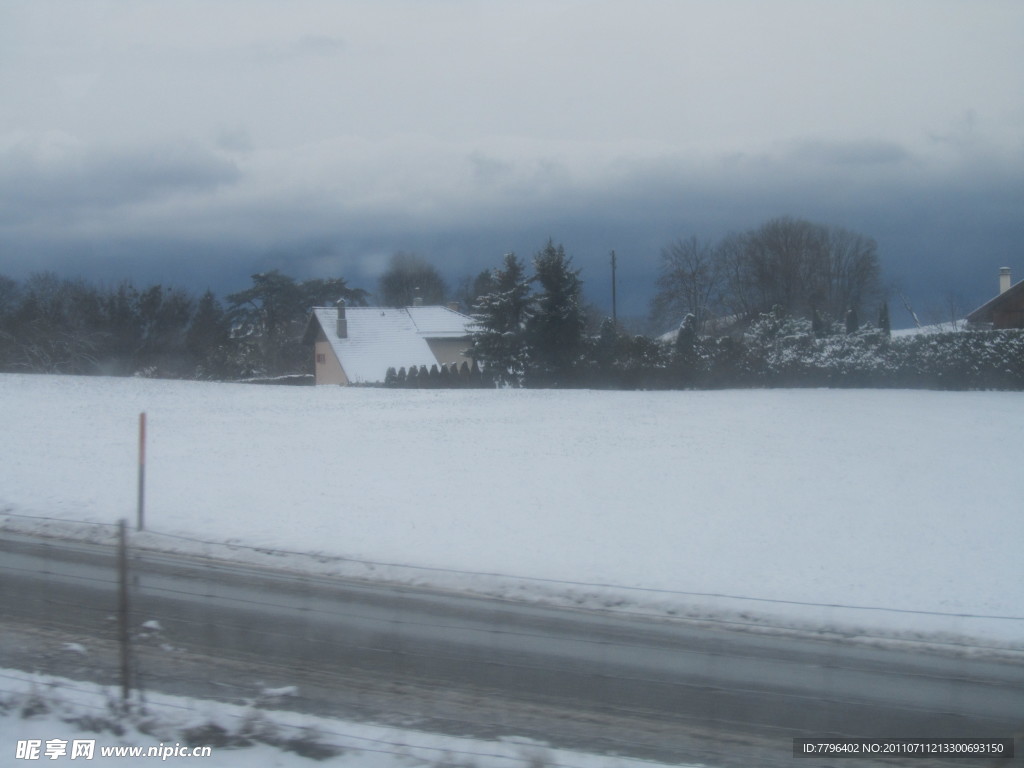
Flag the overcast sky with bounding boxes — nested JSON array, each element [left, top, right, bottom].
[[2, 0, 1022, 324]]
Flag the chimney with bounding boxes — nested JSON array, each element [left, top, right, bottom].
[[999, 267, 1012, 294], [412, 296, 424, 307], [335, 299, 347, 338], [447, 301, 460, 312]]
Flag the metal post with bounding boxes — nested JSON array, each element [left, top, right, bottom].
[[118, 519, 131, 708], [137, 413, 146, 531]]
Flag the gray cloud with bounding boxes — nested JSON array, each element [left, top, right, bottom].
[[0, 137, 241, 228], [288, 34, 347, 57], [1, 1, 1020, 329], [789, 140, 913, 167], [245, 33, 347, 63]]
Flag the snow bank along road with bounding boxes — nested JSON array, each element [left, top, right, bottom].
[[2, 533, 1021, 768]]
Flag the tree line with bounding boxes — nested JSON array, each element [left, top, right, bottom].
[[3, 215, 1020, 389], [468, 218, 886, 388], [467, 236, 1024, 391], [0, 250, 493, 380], [0, 271, 366, 379]]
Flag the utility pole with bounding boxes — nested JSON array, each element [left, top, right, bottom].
[[610, 250, 618, 325]]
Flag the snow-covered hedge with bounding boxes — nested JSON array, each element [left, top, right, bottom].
[[677, 325, 1024, 390], [582, 309, 1024, 390]]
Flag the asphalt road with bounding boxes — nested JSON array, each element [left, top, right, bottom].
[[1, 532, 1021, 766]]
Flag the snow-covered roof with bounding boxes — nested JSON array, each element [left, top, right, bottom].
[[307, 306, 473, 384], [405, 306, 474, 338]]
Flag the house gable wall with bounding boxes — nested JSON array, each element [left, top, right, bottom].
[[991, 296, 1024, 329], [967, 283, 1024, 329], [425, 337, 472, 368], [312, 326, 348, 385]]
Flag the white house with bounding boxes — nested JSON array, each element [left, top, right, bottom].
[[303, 301, 475, 385]]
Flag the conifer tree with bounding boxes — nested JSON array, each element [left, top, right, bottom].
[[471, 252, 532, 386], [227, 271, 304, 376], [186, 290, 232, 379], [811, 307, 827, 338], [526, 241, 586, 386], [878, 301, 891, 337], [674, 312, 699, 381], [845, 307, 860, 335]]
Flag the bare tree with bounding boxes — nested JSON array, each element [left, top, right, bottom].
[[719, 217, 881, 325], [650, 236, 724, 333], [922, 290, 966, 331], [377, 252, 447, 307], [826, 226, 882, 322]]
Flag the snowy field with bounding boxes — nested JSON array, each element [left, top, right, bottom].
[[1, 669, 680, 768], [1, 373, 1023, 651]]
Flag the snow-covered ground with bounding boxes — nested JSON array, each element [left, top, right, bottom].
[[1, 668, 682, 768], [1, 373, 1022, 652]]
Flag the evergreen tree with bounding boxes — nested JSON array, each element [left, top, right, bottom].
[[227, 271, 298, 375], [811, 307, 827, 338], [675, 313, 697, 355], [673, 313, 699, 384], [0, 275, 20, 370], [471, 252, 532, 386], [187, 290, 232, 379], [878, 301, 891, 337], [95, 281, 141, 373], [526, 241, 586, 386], [472, 359, 487, 387], [845, 307, 860, 335], [135, 285, 195, 376]]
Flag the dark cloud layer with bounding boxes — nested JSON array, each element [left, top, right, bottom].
[[3, 143, 1020, 332], [0, 138, 240, 228], [2, 2, 1020, 332]]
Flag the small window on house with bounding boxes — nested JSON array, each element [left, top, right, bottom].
[[316, 353, 326, 365]]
